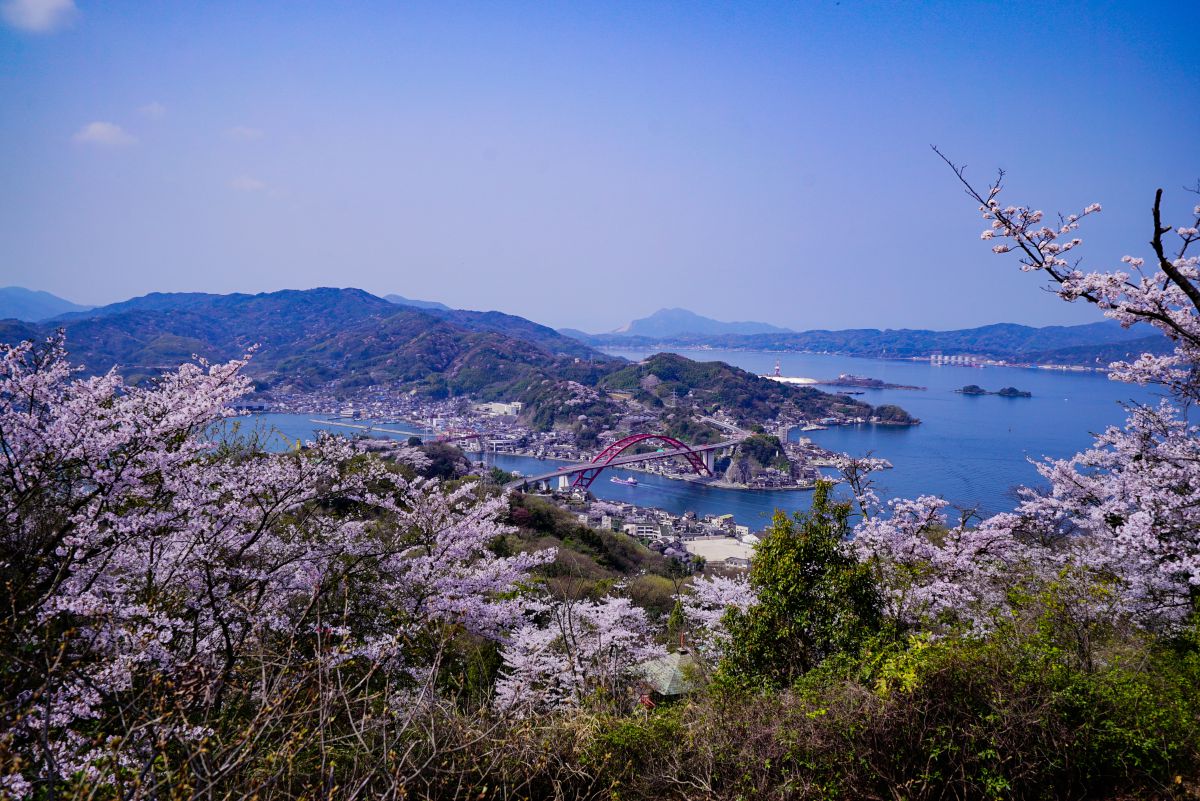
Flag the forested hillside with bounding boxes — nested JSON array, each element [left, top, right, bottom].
[[0, 288, 912, 428], [0, 288, 615, 392], [600, 352, 890, 425]]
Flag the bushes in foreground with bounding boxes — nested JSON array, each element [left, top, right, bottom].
[[514, 624, 1200, 801], [117, 619, 1191, 801]]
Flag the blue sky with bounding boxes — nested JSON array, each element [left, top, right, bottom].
[[1, 0, 1197, 331]]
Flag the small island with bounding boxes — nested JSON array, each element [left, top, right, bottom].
[[819, 374, 926, 391], [956, 384, 1032, 398], [873, 403, 921, 424]]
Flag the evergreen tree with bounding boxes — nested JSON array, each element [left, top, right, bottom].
[[721, 482, 883, 687]]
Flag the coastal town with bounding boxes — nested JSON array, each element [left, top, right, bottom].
[[251, 376, 871, 565], [261, 377, 857, 492], [6, 3, 1192, 795], [544, 493, 758, 570]]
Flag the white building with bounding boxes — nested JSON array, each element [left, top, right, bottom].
[[623, 521, 659, 538], [474, 401, 523, 417]]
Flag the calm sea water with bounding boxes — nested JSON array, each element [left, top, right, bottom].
[[236, 349, 1161, 529], [234, 413, 827, 529], [604, 348, 1162, 516]]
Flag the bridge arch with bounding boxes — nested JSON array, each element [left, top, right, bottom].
[[572, 433, 712, 488]]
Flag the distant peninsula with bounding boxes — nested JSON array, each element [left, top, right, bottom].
[[564, 313, 1169, 370], [956, 384, 1032, 398], [819, 374, 926, 391]]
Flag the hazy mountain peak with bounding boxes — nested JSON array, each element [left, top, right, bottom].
[[384, 293, 451, 311], [0, 287, 94, 322], [612, 307, 792, 337]]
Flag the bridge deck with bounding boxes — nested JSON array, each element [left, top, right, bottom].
[[505, 438, 743, 489]]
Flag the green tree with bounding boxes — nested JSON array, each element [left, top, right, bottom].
[[720, 482, 883, 687], [873, 403, 918, 423], [667, 599, 686, 644], [487, 466, 515, 485], [417, 441, 469, 480], [739, 433, 784, 468]]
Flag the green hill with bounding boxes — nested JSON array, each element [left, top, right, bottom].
[[1, 288, 914, 429], [599, 352, 879, 425]]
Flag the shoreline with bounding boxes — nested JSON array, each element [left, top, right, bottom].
[[600, 346, 1110, 374], [500, 451, 829, 493], [273, 414, 839, 493]]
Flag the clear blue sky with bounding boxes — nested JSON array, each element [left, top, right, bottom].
[[1, 0, 1197, 331]]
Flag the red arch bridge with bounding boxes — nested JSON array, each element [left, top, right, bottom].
[[506, 433, 746, 491]]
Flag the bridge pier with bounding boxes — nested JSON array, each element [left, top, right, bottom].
[[703, 449, 716, 473]]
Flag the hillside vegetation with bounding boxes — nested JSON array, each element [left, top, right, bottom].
[[0, 288, 914, 430], [600, 352, 885, 425], [0, 288, 616, 394]]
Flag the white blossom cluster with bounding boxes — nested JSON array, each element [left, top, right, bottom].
[[852, 172, 1200, 633]]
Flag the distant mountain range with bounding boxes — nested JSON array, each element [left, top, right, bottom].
[[608, 307, 792, 337], [0, 287, 1171, 372], [564, 317, 1170, 368], [0, 287, 893, 430], [0, 287, 93, 321], [3, 285, 1165, 433], [0, 287, 606, 392]]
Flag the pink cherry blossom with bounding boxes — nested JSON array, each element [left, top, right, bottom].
[[494, 596, 663, 714], [0, 335, 552, 793], [681, 574, 756, 664], [865, 154, 1200, 635]]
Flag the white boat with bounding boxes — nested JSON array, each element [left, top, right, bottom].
[[610, 475, 638, 486]]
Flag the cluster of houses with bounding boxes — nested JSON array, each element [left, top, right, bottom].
[[569, 498, 758, 569]]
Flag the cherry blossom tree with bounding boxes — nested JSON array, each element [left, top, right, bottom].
[[831, 454, 893, 519], [679, 574, 756, 666], [850, 496, 1024, 630], [0, 335, 552, 796], [852, 155, 1200, 634], [494, 596, 663, 714]]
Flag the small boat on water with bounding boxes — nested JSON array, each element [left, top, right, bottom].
[[610, 475, 638, 486]]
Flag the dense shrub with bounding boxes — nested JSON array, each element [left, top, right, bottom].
[[534, 622, 1200, 801], [721, 484, 883, 686]]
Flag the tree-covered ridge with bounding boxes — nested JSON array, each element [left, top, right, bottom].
[[598, 351, 906, 425], [0, 288, 914, 432], [0, 287, 617, 393], [421, 306, 601, 360]]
